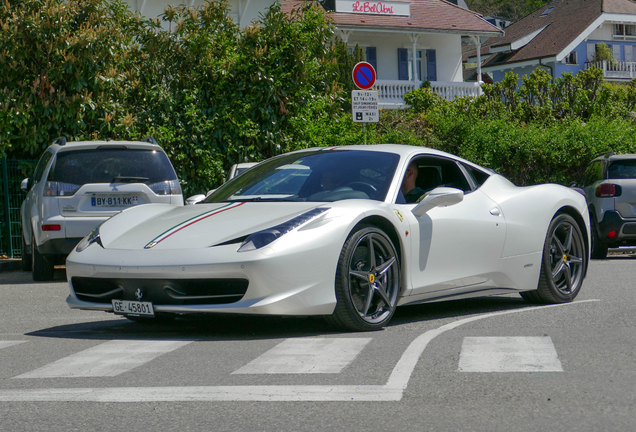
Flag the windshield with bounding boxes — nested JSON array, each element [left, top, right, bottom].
[[205, 150, 400, 203], [48, 148, 178, 185], [608, 160, 636, 179]]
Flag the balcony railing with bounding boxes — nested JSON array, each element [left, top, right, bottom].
[[375, 80, 483, 109], [585, 60, 636, 80]]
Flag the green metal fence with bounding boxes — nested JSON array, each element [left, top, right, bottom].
[[0, 158, 38, 258]]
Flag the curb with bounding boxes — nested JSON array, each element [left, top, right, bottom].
[[0, 259, 21, 273]]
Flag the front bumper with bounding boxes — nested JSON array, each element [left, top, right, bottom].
[[65, 240, 339, 317], [597, 210, 636, 247]]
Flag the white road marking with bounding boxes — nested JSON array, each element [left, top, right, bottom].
[[14, 340, 191, 378], [0, 300, 599, 402], [458, 336, 563, 372], [0, 341, 26, 350], [232, 338, 371, 374]]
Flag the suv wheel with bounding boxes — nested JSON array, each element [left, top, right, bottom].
[[21, 234, 32, 271], [32, 235, 55, 281], [590, 214, 608, 259]]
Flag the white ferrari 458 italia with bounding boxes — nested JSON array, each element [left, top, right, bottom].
[[66, 144, 590, 331]]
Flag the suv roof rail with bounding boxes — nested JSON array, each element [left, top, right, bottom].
[[53, 137, 67, 146], [141, 136, 157, 145]]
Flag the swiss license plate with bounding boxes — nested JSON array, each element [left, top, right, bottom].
[[112, 300, 155, 317], [91, 196, 138, 207]]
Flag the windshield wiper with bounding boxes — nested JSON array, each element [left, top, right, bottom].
[[111, 176, 149, 183]]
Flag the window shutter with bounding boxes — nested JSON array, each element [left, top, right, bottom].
[[426, 49, 437, 82], [398, 48, 409, 80], [613, 44, 621, 60], [366, 47, 377, 73], [626, 46, 633, 62]]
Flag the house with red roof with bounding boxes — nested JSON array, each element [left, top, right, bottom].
[[124, 0, 502, 107], [482, 0, 636, 83]]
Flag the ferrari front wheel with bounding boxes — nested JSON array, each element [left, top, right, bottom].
[[522, 213, 586, 304], [327, 225, 400, 332]]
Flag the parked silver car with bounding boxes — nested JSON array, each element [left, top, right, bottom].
[[20, 137, 183, 280], [579, 152, 636, 258]]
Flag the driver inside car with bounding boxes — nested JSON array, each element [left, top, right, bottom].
[[400, 161, 426, 203]]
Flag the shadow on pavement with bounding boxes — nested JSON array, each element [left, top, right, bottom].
[[25, 295, 537, 342]]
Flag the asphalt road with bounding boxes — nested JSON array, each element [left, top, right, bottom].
[[0, 255, 634, 432]]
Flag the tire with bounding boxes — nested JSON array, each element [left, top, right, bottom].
[[21, 234, 32, 271], [326, 225, 400, 332], [31, 235, 55, 282], [521, 213, 586, 304], [590, 214, 608, 259]]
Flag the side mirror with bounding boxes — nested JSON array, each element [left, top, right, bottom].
[[185, 194, 206, 205], [20, 178, 29, 192], [412, 187, 464, 217]]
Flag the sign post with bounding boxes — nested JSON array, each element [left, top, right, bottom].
[[351, 62, 379, 144]]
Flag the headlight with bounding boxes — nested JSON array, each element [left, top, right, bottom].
[[238, 207, 329, 252], [76, 226, 103, 252]]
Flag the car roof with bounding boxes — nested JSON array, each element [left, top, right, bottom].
[[607, 154, 636, 161], [290, 144, 487, 171], [48, 140, 163, 153]]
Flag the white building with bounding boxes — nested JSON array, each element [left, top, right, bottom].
[[124, 0, 502, 107]]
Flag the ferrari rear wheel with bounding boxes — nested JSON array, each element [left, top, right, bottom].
[[522, 213, 586, 304], [327, 225, 400, 331]]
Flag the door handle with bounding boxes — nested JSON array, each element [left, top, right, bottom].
[[490, 208, 501, 216]]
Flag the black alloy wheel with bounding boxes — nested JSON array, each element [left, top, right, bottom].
[[521, 213, 586, 304], [327, 225, 400, 331]]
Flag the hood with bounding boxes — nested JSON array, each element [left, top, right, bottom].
[[99, 202, 323, 250]]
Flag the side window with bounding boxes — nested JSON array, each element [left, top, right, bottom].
[[401, 155, 472, 203], [32, 151, 53, 184], [461, 163, 491, 188], [582, 161, 602, 186]]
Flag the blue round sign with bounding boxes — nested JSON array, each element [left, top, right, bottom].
[[352, 62, 376, 90]]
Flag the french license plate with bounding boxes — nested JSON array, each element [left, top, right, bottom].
[[112, 300, 154, 317], [91, 196, 138, 207]]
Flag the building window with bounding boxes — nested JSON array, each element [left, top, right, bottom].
[[408, 50, 422, 81], [614, 24, 636, 40], [398, 48, 409, 80], [564, 51, 577, 65], [366, 47, 377, 73], [541, 7, 554, 16]]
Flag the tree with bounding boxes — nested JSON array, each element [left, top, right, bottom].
[[0, 0, 139, 157]]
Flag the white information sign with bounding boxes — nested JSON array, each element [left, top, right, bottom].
[[336, 0, 410, 16], [352, 90, 379, 123]]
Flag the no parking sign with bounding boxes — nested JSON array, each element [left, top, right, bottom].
[[351, 62, 378, 124], [352, 62, 376, 90]]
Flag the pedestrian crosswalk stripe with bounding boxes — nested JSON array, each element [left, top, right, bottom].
[[232, 338, 371, 374], [14, 340, 192, 379], [0, 341, 26, 350], [458, 336, 563, 372]]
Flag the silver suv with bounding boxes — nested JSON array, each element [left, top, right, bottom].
[[579, 152, 636, 258], [20, 137, 183, 280]]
